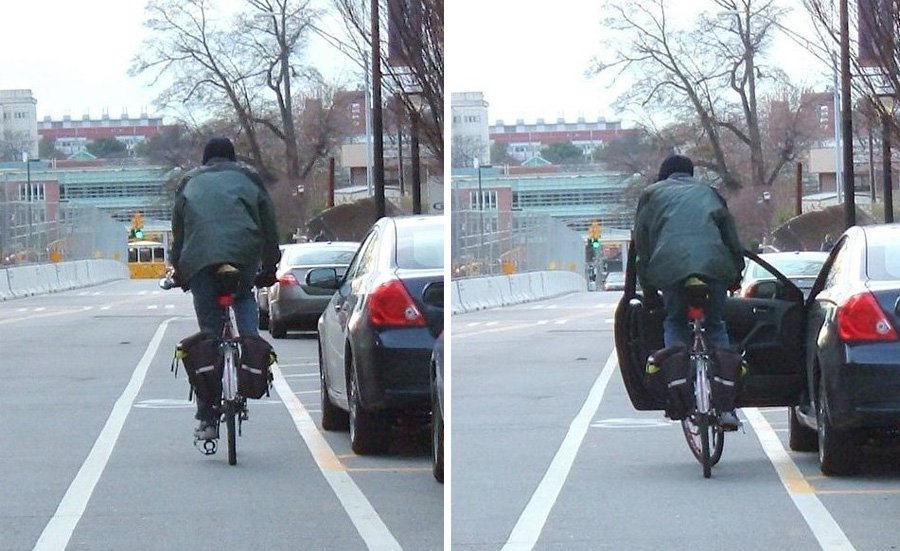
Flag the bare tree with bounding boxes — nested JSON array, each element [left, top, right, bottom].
[[331, 0, 444, 161], [591, 0, 816, 190]]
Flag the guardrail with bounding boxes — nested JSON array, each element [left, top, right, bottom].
[[0, 260, 129, 301], [451, 270, 586, 314]]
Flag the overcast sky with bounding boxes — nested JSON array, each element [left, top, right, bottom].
[[447, 0, 832, 127], [0, 0, 357, 122]]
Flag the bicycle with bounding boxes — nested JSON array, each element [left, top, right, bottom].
[[161, 264, 248, 466], [679, 277, 725, 479]]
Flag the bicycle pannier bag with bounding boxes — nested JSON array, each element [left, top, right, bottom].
[[174, 331, 222, 405], [648, 344, 692, 420], [238, 335, 276, 399], [711, 348, 744, 413]]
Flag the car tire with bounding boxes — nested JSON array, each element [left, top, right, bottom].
[[788, 406, 817, 452], [319, 343, 348, 431], [348, 358, 389, 455], [432, 375, 444, 483], [817, 377, 858, 476], [258, 304, 269, 330], [269, 305, 287, 339]]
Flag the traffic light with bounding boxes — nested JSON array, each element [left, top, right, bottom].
[[130, 211, 144, 239], [591, 237, 601, 249]]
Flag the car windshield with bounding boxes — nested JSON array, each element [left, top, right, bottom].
[[750, 256, 824, 278], [282, 246, 357, 266], [396, 218, 444, 269]]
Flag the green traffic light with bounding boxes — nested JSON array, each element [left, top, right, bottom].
[[591, 239, 600, 249], [134, 229, 144, 239]]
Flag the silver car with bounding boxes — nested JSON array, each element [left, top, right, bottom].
[[266, 241, 359, 338]]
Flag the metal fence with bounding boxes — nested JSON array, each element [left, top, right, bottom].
[[451, 210, 585, 278], [0, 201, 126, 265]]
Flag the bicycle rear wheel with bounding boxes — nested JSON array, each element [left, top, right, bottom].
[[225, 407, 237, 465]]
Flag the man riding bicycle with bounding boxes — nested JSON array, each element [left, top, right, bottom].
[[633, 154, 745, 430], [169, 137, 281, 440]]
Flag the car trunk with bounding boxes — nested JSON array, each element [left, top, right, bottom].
[[396, 268, 444, 339]]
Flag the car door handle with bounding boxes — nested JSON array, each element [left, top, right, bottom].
[[752, 306, 771, 314]]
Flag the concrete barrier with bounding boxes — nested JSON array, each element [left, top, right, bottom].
[[452, 270, 586, 314], [0, 259, 129, 299]]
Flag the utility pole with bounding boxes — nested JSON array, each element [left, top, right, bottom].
[[371, 0, 385, 219], [840, 0, 856, 228]]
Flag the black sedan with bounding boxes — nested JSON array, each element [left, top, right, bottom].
[[308, 215, 444, 455], [616, 226, 900, 476], [790, 224, 900, 475]]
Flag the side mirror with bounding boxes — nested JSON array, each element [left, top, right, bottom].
[[306, 267, 341, 290]]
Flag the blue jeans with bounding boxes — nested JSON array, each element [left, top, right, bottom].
[[187, 265, 260, 421], [661, 280, 730, 348], [188, 265, 260, 338]]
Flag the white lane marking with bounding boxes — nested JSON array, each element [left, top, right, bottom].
[[536, 320, 549, 325], [294, 390, 318, 395], [100, 306, 111, 311], [271, 365, 402, 551], [34, 307, 46, 312], [34, 318, 175, 551], [501, 351, 617, 551], [165, 304, 175, 309], [280, 373, 319, 378], [147, 305, 158, 310], [553, 319, 568, 325], [485, 321, 499, 327], [591, 418, 674, 428], [743, 408, 855, 550]]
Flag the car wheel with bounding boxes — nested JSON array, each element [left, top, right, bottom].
[[258, 305, 269, 330], [319, 343, 348, 431], [432, 375, 444, 483], [269, 305, 287, 339], [817, 377, 858, 475], [348, 358, 388, 455], [788, 406, 817, 452]]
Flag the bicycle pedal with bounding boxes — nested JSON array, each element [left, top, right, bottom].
[[194, 438, 218, 455]]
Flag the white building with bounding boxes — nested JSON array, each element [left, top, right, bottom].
[[0, 89, 39, 159], [451, 91, 490, 166]]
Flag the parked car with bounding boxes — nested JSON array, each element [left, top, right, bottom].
[[616, 227, 900, 476], [265, 241, 359, 338], [309, 215, 444, 454], [789, 224, 900, 475], [738, 250, 828, 299], [604, 271, 626, 291], [255, 245, 286, 330], [431, 331, 444, 483]]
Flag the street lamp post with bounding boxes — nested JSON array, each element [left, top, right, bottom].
[[877, 93, 895, 223]]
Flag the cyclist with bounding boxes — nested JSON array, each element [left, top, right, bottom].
[[633, 154, 745, 430], [170, 136, 281, 440]]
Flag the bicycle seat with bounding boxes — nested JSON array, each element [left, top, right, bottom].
[[683, 276, 710, 311], [215, 264, 242, 296]]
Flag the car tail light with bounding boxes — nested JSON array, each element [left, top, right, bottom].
[[277, 272, 299, 287], [368, 278, 426, 327], [836, 292, 899, 343]]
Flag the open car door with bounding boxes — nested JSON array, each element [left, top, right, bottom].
[[614, 242, 807, 410]]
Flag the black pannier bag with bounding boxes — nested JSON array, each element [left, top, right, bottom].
[[238, 335, 276, 399], [711, 348, 744, 413], [173, 331, 222, 404], [647, 344, 692, 420]]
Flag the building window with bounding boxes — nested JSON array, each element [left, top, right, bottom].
[[469, 189, 497, 210]]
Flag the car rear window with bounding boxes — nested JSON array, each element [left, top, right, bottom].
[[396, 218, 444, 269], [282, 247, 357, 266], [866, 246, 900, 280], [751, 256, 824, 278]]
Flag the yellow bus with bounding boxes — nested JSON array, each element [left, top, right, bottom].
[[127, 240, 168, 279]]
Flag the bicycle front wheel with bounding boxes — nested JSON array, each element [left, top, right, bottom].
[[681, 414, 724, 476]]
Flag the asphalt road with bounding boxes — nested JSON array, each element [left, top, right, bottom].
[[451, 289, 900, 551], [0, 279, 442, 551]]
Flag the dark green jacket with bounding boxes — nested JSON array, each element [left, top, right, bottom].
[[633, 173, 744, 290], [170, 159, 281, 285]]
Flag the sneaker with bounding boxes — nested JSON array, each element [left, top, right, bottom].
[[194, 420, 219, 440], [719, 410, 740, 432]]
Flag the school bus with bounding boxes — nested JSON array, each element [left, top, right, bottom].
[[127, 240, 168, 279]]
